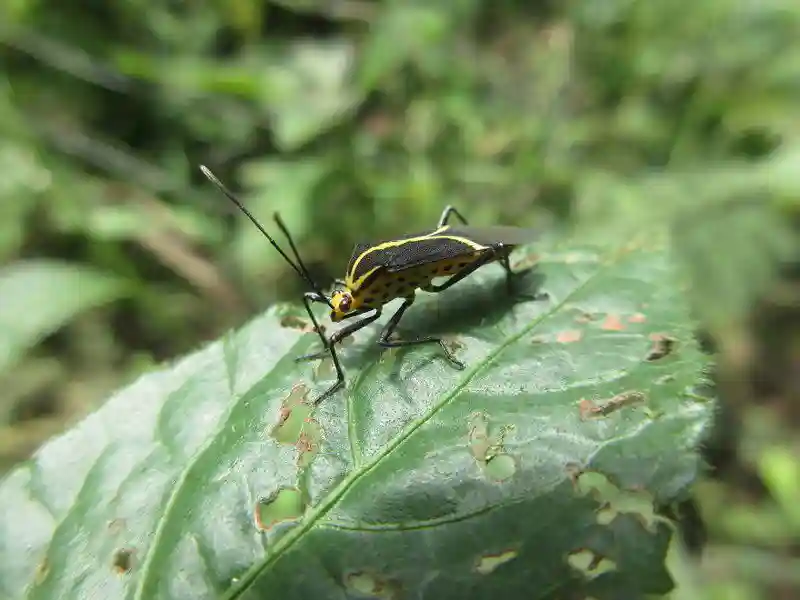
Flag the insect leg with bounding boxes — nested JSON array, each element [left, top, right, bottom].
[[437, 205, 469, 227], [495, 245, 542, 299], [378, 296, 466, 369], [300, 292, 345, 404], [295, 308, 381, 362]]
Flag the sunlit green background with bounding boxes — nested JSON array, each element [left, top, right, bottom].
[[1, 1, 798, 598]]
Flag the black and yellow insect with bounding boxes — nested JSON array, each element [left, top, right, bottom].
[[201, 165, 537, 405]]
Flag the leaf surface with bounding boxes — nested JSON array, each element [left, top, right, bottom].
[[0, 236, 714, 600]]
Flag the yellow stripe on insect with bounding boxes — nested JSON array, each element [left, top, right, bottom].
[[346, 228, 488, 290]]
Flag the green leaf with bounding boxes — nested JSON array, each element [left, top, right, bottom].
[[0, 236, 714, 600], [231, 157, 331, 279], [0, 260, 128, 374], [356, 4, 451, 91], [257, 40, 361, 151]]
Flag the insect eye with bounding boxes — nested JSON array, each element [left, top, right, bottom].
[[339, 294, 352, 312]]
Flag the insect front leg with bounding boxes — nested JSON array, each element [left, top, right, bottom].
[[437, 205, 470, 228], [378, 295, 466, 369], [295, 307, 380, 362], [299, 292, 346, 404]]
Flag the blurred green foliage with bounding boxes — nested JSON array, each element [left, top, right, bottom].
[[0, 0, 798, 597]]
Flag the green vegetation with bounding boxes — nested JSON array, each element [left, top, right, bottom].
[[0, 0, 798, 598]]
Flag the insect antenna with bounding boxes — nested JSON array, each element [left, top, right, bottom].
[[272, 212, 326, 292], [199, 165, 334, 309]]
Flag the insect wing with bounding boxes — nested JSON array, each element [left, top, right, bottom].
[[443, 225, 539, 247]]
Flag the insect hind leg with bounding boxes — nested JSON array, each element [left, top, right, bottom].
[[437, 205, 469, 228], [378, 295, 465, 369]]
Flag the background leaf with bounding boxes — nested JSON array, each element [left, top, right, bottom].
[[0, 260, 128, 375], [0, 236, 714, 599]]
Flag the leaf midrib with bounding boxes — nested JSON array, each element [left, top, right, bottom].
[[224, 250, 610, 599]]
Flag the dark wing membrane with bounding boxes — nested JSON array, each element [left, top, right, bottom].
[[377, 237, 480, 274], [346, 241, 374, 276], [444, 225, 539, 247]]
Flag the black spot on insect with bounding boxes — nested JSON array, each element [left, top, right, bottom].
[[443, 265, 453, 272], [407, 280, 419, 287], [363, 296, 375, 305], [380, 291, 391, 300], [458, 262, 468, 268], [397, 276, 406, 282]]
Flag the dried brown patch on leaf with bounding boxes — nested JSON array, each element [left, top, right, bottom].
[[578, 391, 646, 420], [646, 333, 676, 361], [600, 313, 625, 331]]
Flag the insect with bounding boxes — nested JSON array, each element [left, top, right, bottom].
[[200, 165, 538, 405]]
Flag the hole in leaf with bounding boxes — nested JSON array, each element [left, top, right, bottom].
[[573, 471, 662, 531], [280, 314, 310, 330], [646, 334, 676, 361], [567, 548, 617, 580], [578, 391, 646, 420], [295, 424, 321, 469], [271, 384, 321, 467], [343, 571, 401, 600], [468, 412, 516, 482], [474, 548, 519, 574], [255, 487, 305, 531], [111, 548, 135, 574]]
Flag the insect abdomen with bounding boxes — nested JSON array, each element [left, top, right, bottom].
[[354, 252, 488, 308]]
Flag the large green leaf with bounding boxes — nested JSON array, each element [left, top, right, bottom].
[[0, 235, 714, 600]]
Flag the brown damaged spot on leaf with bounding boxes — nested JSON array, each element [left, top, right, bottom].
[[343, 571, 401, 600], [111, 548, 135, 574], [573, 311, 597, 324], [34, 557, 49, 584], [295, 422, 321, 469], [557, 329, 583, 343], [271, 384, 321, 467], [280, 314, 325, 335], [511, 252, 539, 271], [107, 518, 126, 534], [255, 487, 305, 532], [567, 548, 617, 580], [578, 391, 646, 420], [474, 548, 519, 575], [565, 462, 584, 488], [628, 312, 646, 323], [573, 471, 664, 532], [600, 313, 625, 331], [272, 384, 309, 439], [468, 412, 517, 482], [646, 333, 676, 361]]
